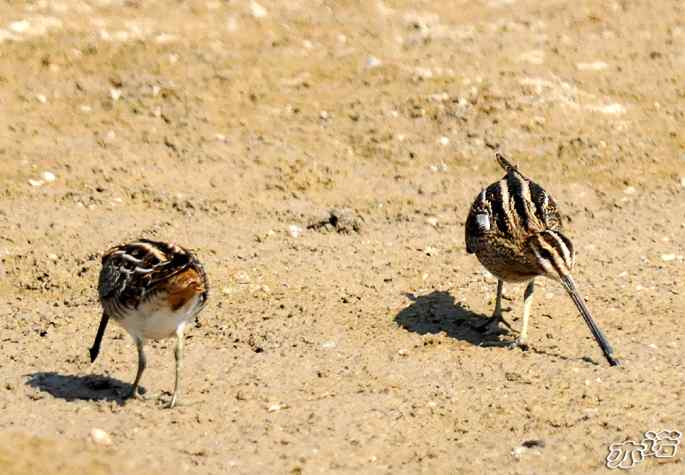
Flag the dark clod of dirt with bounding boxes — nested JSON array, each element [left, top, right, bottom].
[[522, 440, 546, 449], [307, 208, 363, 234]]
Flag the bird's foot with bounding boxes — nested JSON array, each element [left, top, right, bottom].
[[474, 314, 513, 336], [122, 386, 148, 402], [167, 393, 179, 409], [506, 338, 529, 351]]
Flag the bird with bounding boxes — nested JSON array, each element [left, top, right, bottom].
[[465, 152, 619, 366], [89, 239, 209, 407]]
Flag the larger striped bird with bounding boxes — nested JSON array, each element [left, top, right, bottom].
[[465, 152, 619, 366], [89, 239, 209, 407]]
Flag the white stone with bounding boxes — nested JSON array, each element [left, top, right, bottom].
[[366, 56, 382, 69], [89, 428, 112, 446], [288, 224, 303, 238], [9, 20, 30, 33], [576, 61, 608, 71], [250, 1, 267, 18]]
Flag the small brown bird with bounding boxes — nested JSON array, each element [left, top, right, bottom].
[[465, 152, 619, 366], [89, 239, 209, 407]]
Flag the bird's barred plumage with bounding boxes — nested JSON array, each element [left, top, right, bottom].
[[465, 153, 573, 282], [98, 239, 209, 322], [465, 152, 619, 366], [466, 154, 563, 252]]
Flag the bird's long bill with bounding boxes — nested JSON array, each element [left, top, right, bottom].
[[561, 276, 620, 367], [89, 312, 110, 363]]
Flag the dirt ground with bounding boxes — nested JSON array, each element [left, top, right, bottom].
[[1, 0, 684, 473]]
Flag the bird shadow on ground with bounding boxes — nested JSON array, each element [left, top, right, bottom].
[[394, 291, 495, 346], [394, 290, 593, 364], [25, 372, 141, 404]]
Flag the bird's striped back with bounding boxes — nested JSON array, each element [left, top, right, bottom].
[[465, 153, 564, 254]]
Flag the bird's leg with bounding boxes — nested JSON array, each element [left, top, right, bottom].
[[476, 279, 513, 334], [508, 279, 534, 350], [493, 278, 503, 319], [168, 323, 186, 409], [127, 337, 146, 400]]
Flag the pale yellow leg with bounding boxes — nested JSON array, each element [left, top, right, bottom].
[[168, 323, 185, 409], [518, 279, 535, 347], [128, 337, 146, 400]]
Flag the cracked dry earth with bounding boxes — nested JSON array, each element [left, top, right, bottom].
[[1, 0, 685, 474]]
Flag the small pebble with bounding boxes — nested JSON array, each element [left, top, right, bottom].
[[28, 179, 44, 187], [648, 343, 658, 350], [680, 177, 685, 188], [438, 136, 449, 146], [366, 56, 382, 69], [511, 446, 526, 457], [47, 253, 58, 261], [268, 403, 286, 412], [110, 88, 122, 101], [36, 94, 47, 104], [288, 224, 303, 238], [41, 171, 56, 182], [414, 67, 433, 79], [661, 254, 676, 262], [319, 110, 329, 120], [576, 61, 608, 71], [397, 349, 409, 356], [623, 186, 636, 195], [250, 1, 267, 18], [89, 428, 112, 446], [9, 20, 30, 33], [321, 341, 336, 349], [425, 216, 438, 227]]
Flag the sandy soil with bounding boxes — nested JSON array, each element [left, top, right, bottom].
[[1, 0, 684, 473]]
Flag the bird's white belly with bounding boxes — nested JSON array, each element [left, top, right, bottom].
[[116, 295, 201, 341]]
